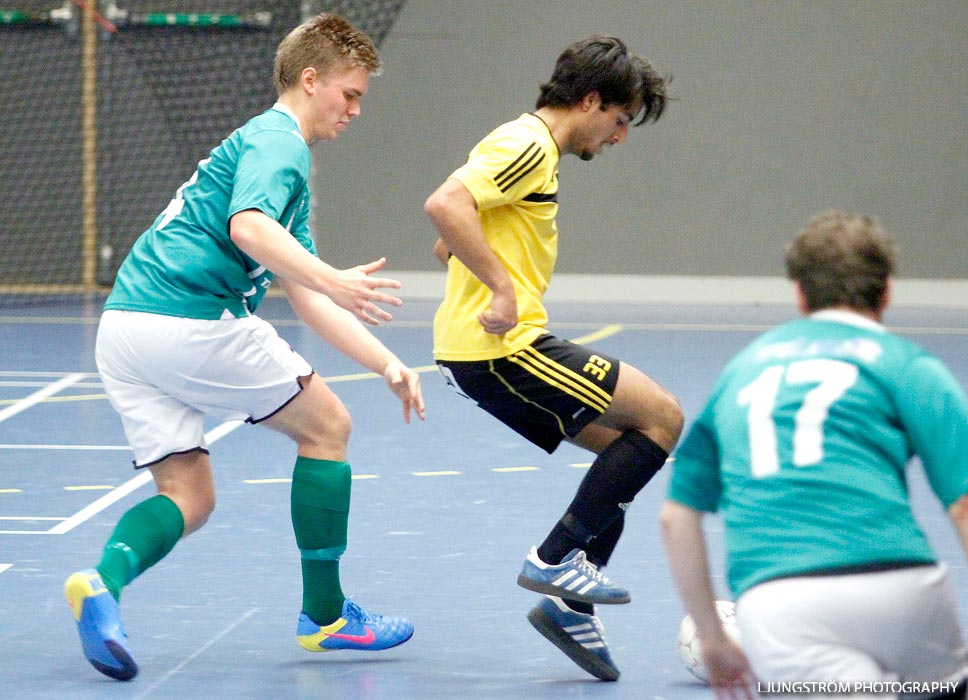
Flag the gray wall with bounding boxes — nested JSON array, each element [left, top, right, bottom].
[[313, 0, 967, 280]]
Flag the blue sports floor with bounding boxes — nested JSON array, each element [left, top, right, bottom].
[[2, 296, 967, 700]]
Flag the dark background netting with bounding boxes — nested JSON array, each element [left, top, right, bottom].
[[0, 0, 405, 307]]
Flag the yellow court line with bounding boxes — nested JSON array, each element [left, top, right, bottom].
[[8, 460, 667, 495], [323, 364, 437, 383], [244, 475, 378, 484], [0, 393, 108, 407], [0, 367, 442, 406], [5, 316, 967, 335], [0, 324, 617, 407], [569, 323, 623, 345]]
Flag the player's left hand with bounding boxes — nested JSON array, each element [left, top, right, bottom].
[[383, 360, 426, 423], [478, 288, 517, 335]]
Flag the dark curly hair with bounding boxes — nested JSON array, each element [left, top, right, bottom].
[[535, 35, 668, 126]]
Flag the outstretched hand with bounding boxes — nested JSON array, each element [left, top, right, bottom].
[[703, 637, 755, 700], [383, 360, 426, 424], [326, 258, 403, 326]]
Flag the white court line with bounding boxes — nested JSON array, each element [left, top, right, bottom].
[[135, 608, 258, 699], [0, 444, 130, 451], [0, 373, 88, 423], [1, 420, 244, 536], [0, 381, 103, 389], [45, 471, 155, 535]]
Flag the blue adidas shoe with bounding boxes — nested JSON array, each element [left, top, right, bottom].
[[64, 569, 138, 681], [297, 599, 413, 652], [528, 595, 619, 681], [518, 547, 631, 605]]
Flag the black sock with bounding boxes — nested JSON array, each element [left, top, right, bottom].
[[537, 516, 587, 565], [538, 431, 667, 564], [585, 513, 625, 568], [563, 598, 594, 615]]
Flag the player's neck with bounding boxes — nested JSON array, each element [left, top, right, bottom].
[[533, 106, 576, 156], [276, 94, 312, 143]]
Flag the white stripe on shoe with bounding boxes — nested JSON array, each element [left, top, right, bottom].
[[552, 570, 580, 586]]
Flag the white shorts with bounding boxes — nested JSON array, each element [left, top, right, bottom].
[[96, 309, 312, 467], [736, 564, 968, 699]]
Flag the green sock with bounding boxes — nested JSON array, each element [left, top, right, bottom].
[[96, 494, 184, 601], [291, 456, 351, 625]]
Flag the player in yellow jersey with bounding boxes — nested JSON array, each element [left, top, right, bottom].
[[425, 35, 681, 681]]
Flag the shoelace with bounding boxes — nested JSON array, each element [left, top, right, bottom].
[[574, 551, 612, 585], [344, 599, 375, 623], [588, 615, 607, 640]]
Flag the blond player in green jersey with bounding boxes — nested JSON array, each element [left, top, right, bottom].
[[64, 14, 424, 681]]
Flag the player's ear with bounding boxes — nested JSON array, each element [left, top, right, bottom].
[[301, 66, 318, 93], [581, 91, 600, 111], [879, 277, 893, 314], [793, 281, 810, 315]]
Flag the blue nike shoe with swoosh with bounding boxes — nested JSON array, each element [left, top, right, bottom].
[[64, 569, 138, 681], [297, 599, 413, 652]]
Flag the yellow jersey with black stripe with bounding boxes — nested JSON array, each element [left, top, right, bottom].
[[434, 113, 560, 361]]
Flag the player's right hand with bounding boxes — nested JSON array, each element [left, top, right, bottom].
[[703, 637, 755, 700], [327, 257, 403, 326]]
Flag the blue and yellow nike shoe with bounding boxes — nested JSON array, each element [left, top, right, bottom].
[[297, 599, 413, 652], [64, 569, 138, 681]]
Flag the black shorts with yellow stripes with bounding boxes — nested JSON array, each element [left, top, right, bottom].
[[436, 334, 620, 454]]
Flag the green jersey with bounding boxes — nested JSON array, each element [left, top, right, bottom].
[[105, 104, 316, 319], [668, 310, 968, 598]]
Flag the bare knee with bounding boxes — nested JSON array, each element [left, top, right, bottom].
[[264, 376, 353, 459], [654, 389, 685, 450], [173, 490, 215, 535], [150, 450, 216, 536], [300, 401, 352, 455]]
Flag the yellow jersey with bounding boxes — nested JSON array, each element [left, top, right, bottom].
[[433, 113, 560, 360]]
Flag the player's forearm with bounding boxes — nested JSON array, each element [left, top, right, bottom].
[[660, 501, 729, 644], [432, 238, 450, 267], [282, 279, 399, 376], [230, 210, 340, 295], [425, 181, 514, 296]]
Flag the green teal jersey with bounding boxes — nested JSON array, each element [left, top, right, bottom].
[[105, 104, 316, 319], [667, 310, 968, 598]]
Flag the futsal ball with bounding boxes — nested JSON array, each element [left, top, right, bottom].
[[676, 600, 741, 683]]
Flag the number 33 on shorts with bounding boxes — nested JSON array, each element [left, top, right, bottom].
[[583, 355, 612, 382]]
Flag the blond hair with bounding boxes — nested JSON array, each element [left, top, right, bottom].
[[273, 13, 382, 95]]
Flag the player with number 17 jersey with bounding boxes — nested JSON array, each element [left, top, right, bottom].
[[106, 104, 314, 320], [668, 310, 968, 599]]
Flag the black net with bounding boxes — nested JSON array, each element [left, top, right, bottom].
[[0, 1, 85, 294], [0, 0, 406, 307]]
